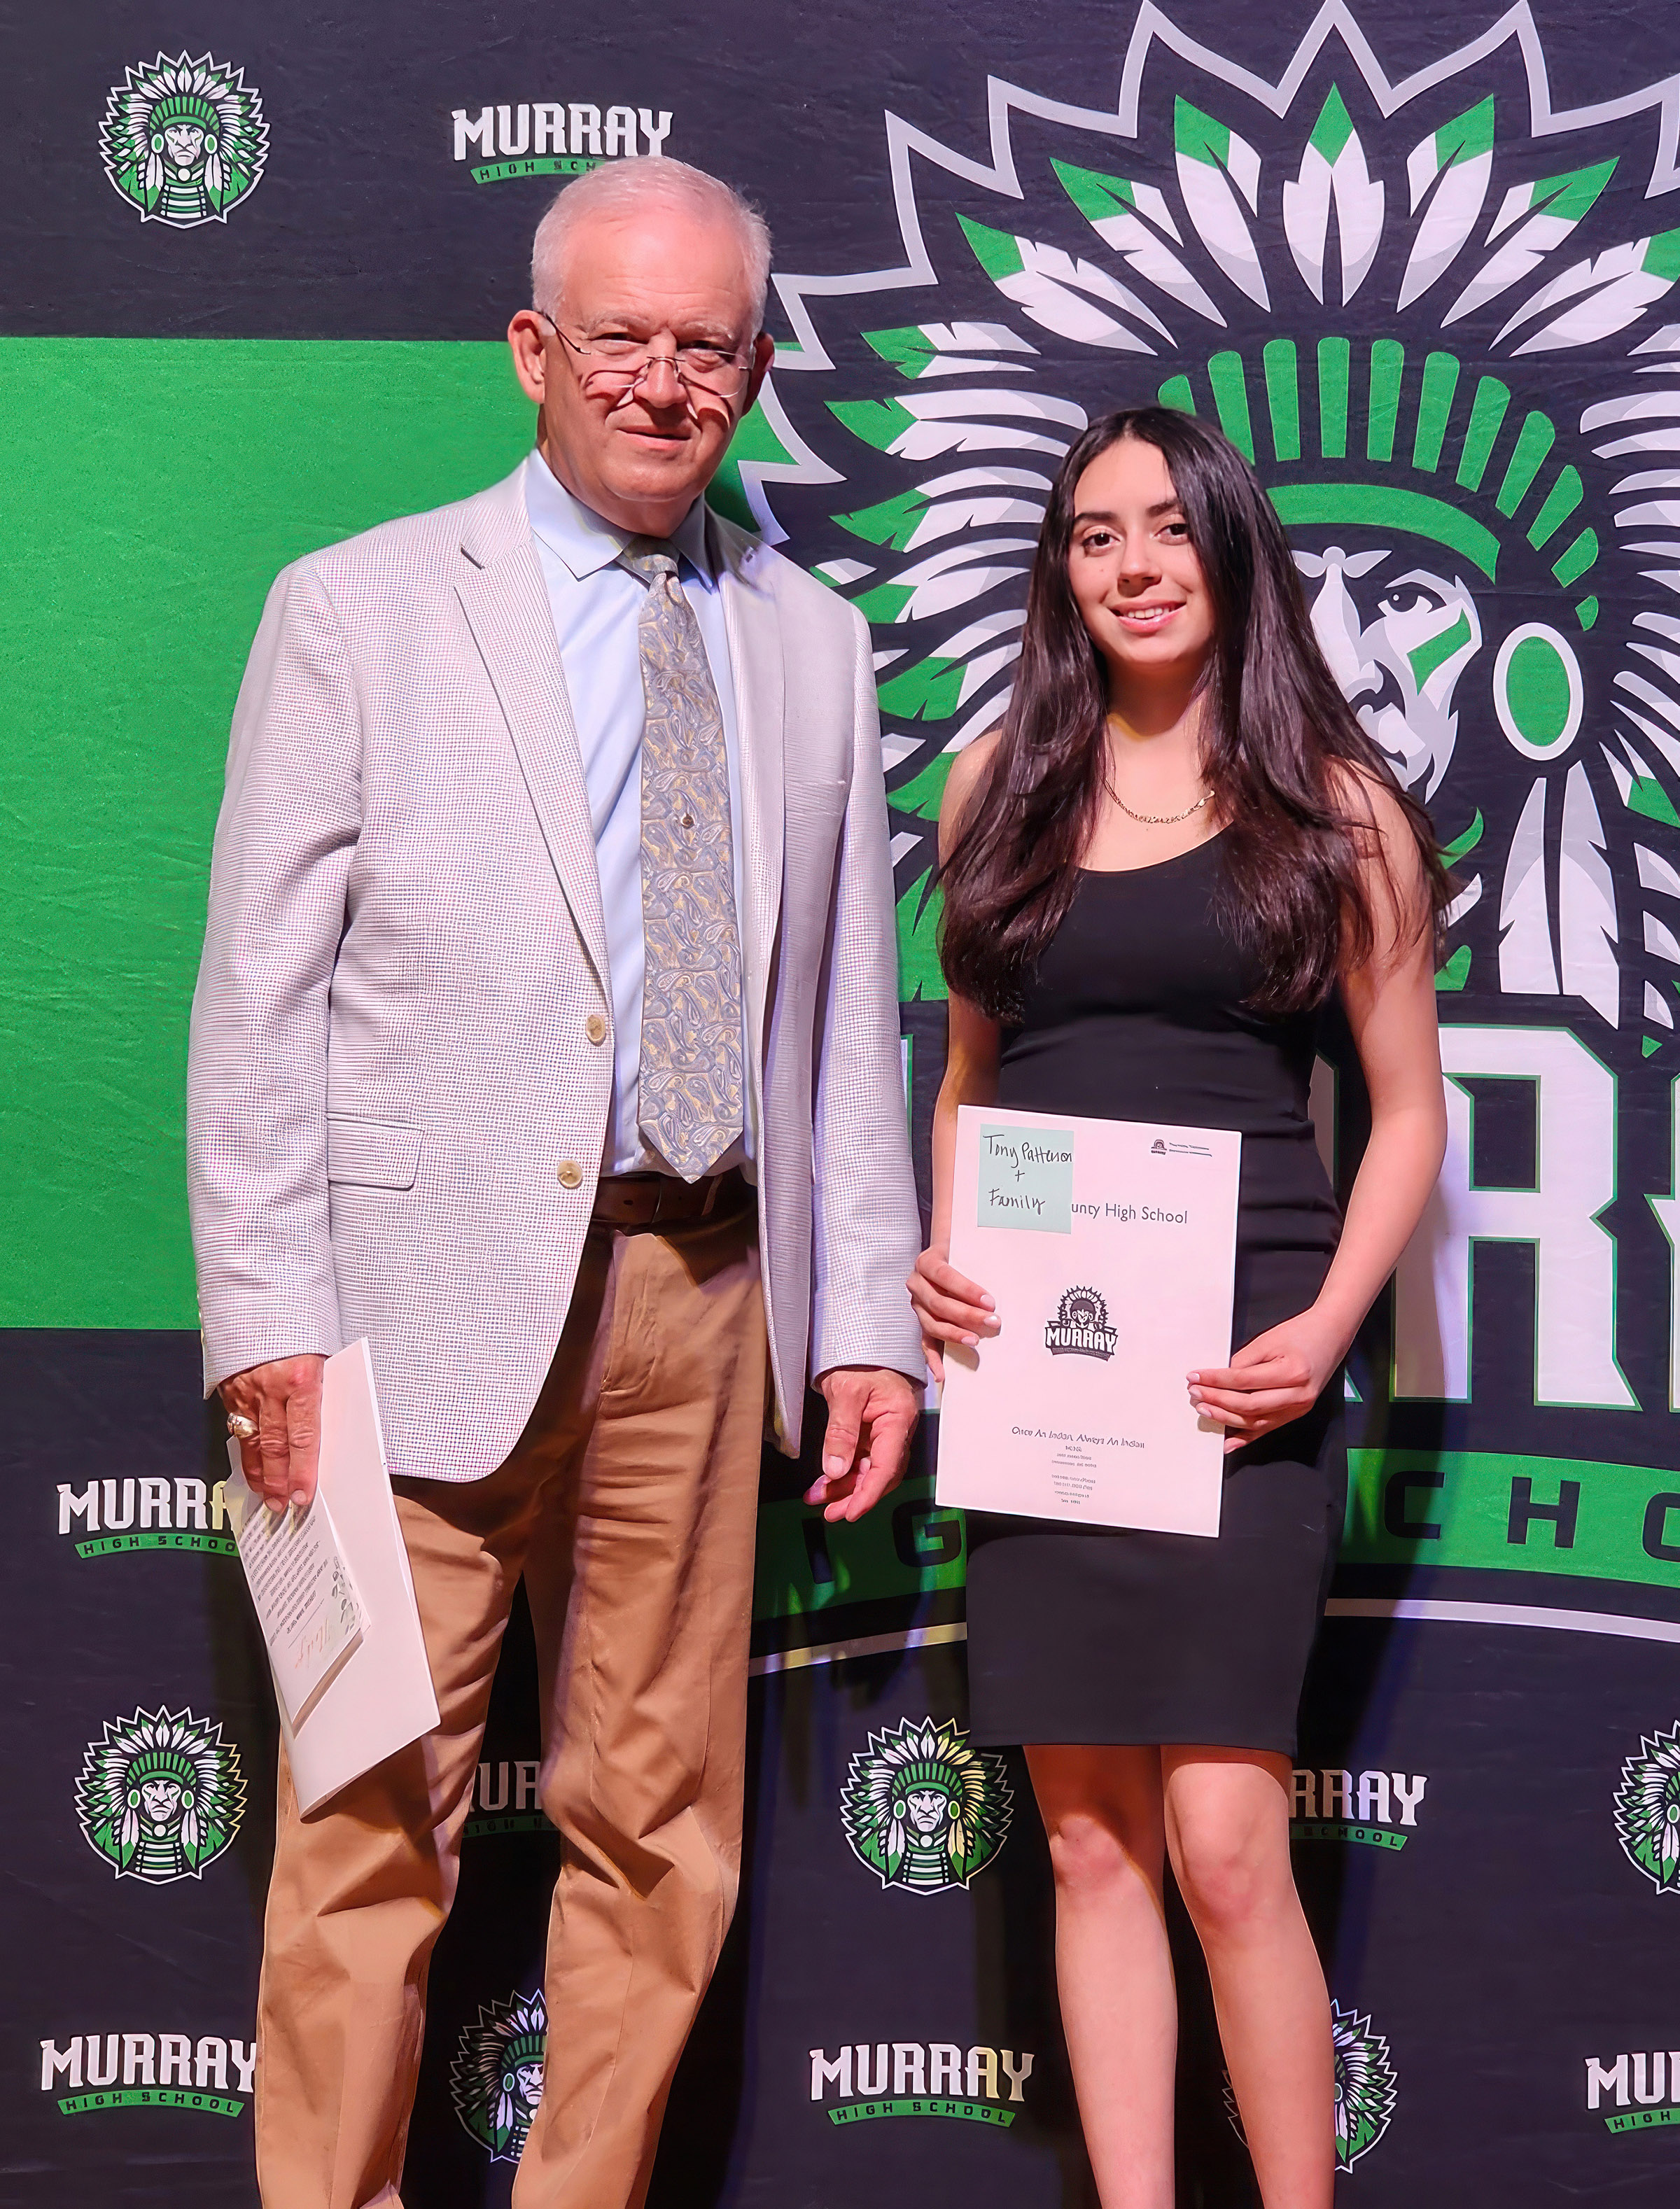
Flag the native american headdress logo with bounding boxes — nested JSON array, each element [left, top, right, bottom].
[[840, 1714, 1014, 1892], [449, 1988, 549, 2162], [1331, 2000, 1399, 2166], [724, 5, 1680, 1049], [100, 53, 268, 229], [74, 1706, 246, 1884], [1045, 1284, 1119, 1359], [1614, 1721, 1680, 1891]]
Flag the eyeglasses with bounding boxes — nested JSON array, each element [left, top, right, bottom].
[[536, 311, 755, 400]]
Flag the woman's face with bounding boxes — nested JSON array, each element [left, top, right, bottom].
[[1067, 436, 1216, 694]]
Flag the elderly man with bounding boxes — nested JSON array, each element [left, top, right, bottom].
[[188, 157, 923, 2208]]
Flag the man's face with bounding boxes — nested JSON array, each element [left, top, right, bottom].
[[163, 123, 206, 171], [141, 1777, 184, 1826], [508, 205, 773, 536], [904, 1786, 951, 1838], [1297, 545, 1482, 798], [513, 2061, 545, 2110]]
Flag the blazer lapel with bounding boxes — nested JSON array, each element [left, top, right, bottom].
[[717, 526, 785, 1079], [455, 512, 611, 996]]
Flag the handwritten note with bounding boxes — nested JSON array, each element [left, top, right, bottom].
[[977, 1122, 1075, 1233], [223, 1473, 368, 1731]]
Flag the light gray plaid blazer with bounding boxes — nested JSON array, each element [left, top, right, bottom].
[[187, 463, 925, 1481]]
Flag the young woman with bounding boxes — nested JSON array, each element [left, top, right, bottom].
[[909, 407, 1450, 2207]]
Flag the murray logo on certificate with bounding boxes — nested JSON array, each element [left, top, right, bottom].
[[937, 1105, 1240, 1538]]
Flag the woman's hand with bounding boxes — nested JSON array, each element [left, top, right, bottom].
[[908, 1246, 999, 1383], [1187, 1309, 1345, 1453]]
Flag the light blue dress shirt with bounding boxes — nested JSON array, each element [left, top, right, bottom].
[[522, 449, 752, 1178]]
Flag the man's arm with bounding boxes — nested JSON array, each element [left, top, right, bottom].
[[803, 605, 927, 1522], [187, 562, 363, 1505]]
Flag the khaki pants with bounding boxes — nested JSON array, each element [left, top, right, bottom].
[[253, 1197, 766, 2209]]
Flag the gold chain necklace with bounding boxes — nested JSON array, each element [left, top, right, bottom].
[[1104, 713, 1211, 826], [1105, 780, 1213, 827]]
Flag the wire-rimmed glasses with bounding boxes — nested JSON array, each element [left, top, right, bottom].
[[536, 310, 755, 400]]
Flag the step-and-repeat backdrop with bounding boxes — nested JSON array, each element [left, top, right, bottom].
[[7, 2, 1680, 2201]]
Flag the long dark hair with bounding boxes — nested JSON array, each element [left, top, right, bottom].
[[938, 407, 1452, 1019]]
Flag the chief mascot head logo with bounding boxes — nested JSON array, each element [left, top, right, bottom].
[[1046, 1283, 1119, 1359], [100, 53, 268, 228], [841, 1714, 1013, 1892], [745, 8, 1680, 1049], [1614, 1722, 1680, 1891], [1332, 2002, 1398, 2167], [76, 1706, 245, 1884], [450, 1989, 548, 2162]]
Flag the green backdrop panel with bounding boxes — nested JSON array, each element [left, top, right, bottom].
[[0, 337, 533, 1326]]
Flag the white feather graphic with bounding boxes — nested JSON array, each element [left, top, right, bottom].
[[1560, 762, 1620, 1023], [1499, 777, 1560, 994], [1051, 159, 1226, 324], [1399, 98, 1494, 309], [958, 216, 1171, 351], [1283, 89, 1385, 305], [1174, 97, 1269, 309], [1444, 159, 1618, 325], [1498, 231, 1680, 354]]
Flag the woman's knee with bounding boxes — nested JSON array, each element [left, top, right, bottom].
[[1172, 1817, 1289, 1936], [1044, 1808, 1154, 1901]]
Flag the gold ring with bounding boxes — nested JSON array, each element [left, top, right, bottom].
[[226, 1412, 259, 1443]]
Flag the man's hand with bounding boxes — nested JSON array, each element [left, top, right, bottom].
[[805, 1366, 920, 1524], [220, 1354, 327, 1511]]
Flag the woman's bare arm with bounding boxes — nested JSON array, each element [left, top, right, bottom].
[[1189, 774, 1448, 1444]]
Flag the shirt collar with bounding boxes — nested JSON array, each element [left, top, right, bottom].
[[522, 448, 715, 584]]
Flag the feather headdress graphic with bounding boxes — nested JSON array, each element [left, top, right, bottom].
[[1615, 1722, 1680, 1892], [733, 4, 1680, 1044], [75, 1706, 245, 1883], [450, 1989, 549, 2161], [840, 1715, 1014, 1891], [100, 52, 267, 228]]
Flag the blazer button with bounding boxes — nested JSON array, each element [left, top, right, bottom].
[[557, 1160, 584, 1190], [584, 1014, 608, 1045]]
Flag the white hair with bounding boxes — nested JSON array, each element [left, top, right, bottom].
[[530, 157, 772, 333]]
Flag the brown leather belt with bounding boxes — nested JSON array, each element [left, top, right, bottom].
[[590, 1166, 752, 1230]]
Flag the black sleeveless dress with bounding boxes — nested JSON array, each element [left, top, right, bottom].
[[962, 831, 1345, 1756]]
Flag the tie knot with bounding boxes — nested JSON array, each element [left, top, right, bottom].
[[618, 538, 680, 585]]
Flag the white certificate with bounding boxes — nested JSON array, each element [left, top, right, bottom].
[[936, 1104, 1240, 1537], [225, 1340, 440, 1814], [223, 1469, 368, 1731]]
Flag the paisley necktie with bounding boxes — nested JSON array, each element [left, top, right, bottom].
[[617, 538, 745, 1180]]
